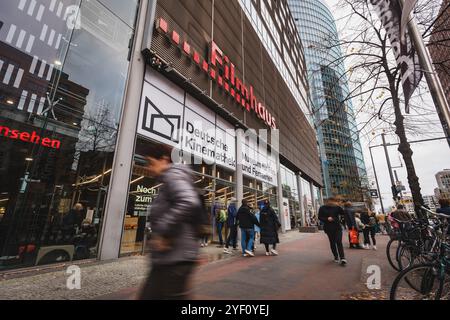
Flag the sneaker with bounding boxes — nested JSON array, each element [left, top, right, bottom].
[[204, 243, 208, 247], [334, 259, 340, 263], [364, 244, 370, 250], [270, 249, 278, 256], [243, 253, 249, 257], [200, 243, 205, 247], [265, 252, 271, 256], [244, 249, 254, 257], [340, 259, 347, 266], [223, 248, 231, 254], [372, 245, 377, 250]]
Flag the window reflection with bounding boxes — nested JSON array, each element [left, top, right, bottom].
[[0, 0, 137, 270]]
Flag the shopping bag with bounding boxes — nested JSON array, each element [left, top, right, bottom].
[[349, 228, 359, 244]]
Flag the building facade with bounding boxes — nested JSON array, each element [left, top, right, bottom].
[[287, 0, 368, 202], [435, 169, 450, 200], [0, 0, 322, 271]]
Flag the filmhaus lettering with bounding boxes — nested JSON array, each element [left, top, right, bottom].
[[185, 121, 235, 166], [156, 18, 277, 129], [0, 125, 61, 149]]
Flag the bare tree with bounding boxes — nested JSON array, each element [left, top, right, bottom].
[[309, 0, 448, 216]]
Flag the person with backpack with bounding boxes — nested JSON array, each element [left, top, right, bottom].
[[223, 200, 238, 254], [236, 199, 260, 257], [139, 144, 201, 300], [361, 209, 377, 250]]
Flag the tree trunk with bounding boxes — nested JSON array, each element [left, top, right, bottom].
[[391, 92, 425, 218]]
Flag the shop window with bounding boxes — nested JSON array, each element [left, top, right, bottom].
[[0, 0, 137, 270]]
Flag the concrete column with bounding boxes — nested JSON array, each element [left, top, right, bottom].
[[98, 0, 155, 261], [235, 129, 244, 206], [296, 173, 305, 227], [310, 181, 316, 223], [276, 157, 286, 233]]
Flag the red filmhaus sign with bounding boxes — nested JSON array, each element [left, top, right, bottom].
[[155, 18, 277, 129]]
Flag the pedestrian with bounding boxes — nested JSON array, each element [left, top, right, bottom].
[[223, 200, 238, 254], [236, 199, 260, 257], [343, 201, 359, 249], [139, 144, 200, 300], [361, 209, 377, 250], [216, 204, 227, 247], [253, 206, 261, 252], [199, 190, 211, 248], [354, 212, 365, 246], [318, 197, 347, 265], [376, 212, 387, 234], [259, 200, 281, 256]]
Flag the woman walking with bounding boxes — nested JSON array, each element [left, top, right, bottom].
[[361, 209, 377, 250], [259, 200, 281, 256], [318, 197, 347, 265]]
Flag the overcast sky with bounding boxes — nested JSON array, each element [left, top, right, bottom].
[[322, 0, 450, 211]]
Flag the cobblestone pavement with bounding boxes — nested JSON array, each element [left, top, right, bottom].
[[0, 230, 310, 300]]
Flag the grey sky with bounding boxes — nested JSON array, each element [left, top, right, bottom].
[[322, 0, 450, 211]]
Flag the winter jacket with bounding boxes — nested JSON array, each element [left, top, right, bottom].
[[227, 203, 238, 227], [318, 205, 345, 233], [259, 206, 281, 244], [343, 207, 356, 229], [148, 164, 201, 265], [237, 205, 260, 229]]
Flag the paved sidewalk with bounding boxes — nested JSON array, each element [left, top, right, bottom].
[[0, 230, 309, 300]]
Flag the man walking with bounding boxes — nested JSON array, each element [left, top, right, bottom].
[[236, 199, 259, 257], [318, 197, 347, 266], [139, 144, 200, 300]]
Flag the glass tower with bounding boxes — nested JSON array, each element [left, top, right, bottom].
[[288, 0, 368, 201]]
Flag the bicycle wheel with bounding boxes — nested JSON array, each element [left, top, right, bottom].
[[390, 264, 443, 300], [386, 238, 401, 271]]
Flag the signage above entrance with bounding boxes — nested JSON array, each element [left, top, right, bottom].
[[154, 17, 277, 130]]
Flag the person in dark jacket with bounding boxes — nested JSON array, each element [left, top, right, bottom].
[[360, 209, 377, 250], [139, 144, 200, 300], [259, 200, 281, 256], [318, 197, 347, 265], [343, 201, 360, 249], [236, 199, 260, 257], [223, 201, 238, 253]]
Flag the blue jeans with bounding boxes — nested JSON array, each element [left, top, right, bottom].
[[240, 228, 255, 254], [217, 222, 224, 245]]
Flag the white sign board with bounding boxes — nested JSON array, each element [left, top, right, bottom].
[[282, 197, 291, 231]]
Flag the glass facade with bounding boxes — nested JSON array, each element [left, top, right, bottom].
[[288, 0, 368, 201], [0, 0, 138, 270]]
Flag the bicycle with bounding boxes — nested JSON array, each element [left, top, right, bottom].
[[390, 209, 450, 300]]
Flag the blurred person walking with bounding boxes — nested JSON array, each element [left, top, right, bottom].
[[259, 200, 281, 256], [236, 199, 259, 257], [139, 144, 201, 300]]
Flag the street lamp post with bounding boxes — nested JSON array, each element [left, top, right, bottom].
[[381, 133, 398, 203], [369, 145, 385, 215]]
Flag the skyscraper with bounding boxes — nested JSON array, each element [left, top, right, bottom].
[[288, 0, 368, 201]]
